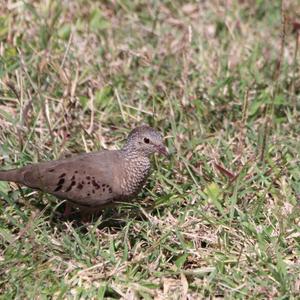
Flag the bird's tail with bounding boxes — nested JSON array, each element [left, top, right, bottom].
[[0, 169, 22, 183]]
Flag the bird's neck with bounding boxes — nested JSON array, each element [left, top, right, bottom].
[[119, 148, 151, 197]]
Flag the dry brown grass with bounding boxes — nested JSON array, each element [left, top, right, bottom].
[[0, 0, 300, 298]]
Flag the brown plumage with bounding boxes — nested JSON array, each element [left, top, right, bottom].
[[0, 126, 168, 213]]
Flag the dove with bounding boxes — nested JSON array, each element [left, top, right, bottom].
[[0, 126, 168, 215]]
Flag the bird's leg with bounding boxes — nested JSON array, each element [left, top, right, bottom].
[[63, 202, 73, 218], [79, 206, 102, 223]]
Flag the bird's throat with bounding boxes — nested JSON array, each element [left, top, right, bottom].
[[120, 154, 151, 197]]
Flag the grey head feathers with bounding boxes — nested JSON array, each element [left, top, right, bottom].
[[122, 125, 168, 157]]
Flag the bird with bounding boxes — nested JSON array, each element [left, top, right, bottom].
[[0, 125, 168, 216]]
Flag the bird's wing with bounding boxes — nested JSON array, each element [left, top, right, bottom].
[[20, 151, 122, 207]]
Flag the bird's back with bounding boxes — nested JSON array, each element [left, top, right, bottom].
[[0, 151, 123, 207]]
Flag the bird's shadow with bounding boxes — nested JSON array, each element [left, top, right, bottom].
[[48, 196, 153, 233], [49, 205, 127, 230], [3, 189, 156, 233]]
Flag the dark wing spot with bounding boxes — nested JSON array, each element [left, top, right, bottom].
[[77, 183, 83, 189], [109, 187, 112, 193], [59, 173, 66, 178], [57, 178, 65, 186], [54, 185, 63, 192], [102, 188, 105, 192], [102, 184, 105, 187], [75, 171, 78, 174], [92, 180, 100, 189], [53, 174, 65, 191], [49, 169, 55, 173], [92, 190, 95, 194], [86, 176, 90, 180], [65, 181, 76, 192], [87, 181, 90, 185], [65, 186, 72, 192], [87, 193, 90, 196], [71, 175, 75, 180], [82, 181, 85, 184]]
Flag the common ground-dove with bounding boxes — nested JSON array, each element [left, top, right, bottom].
[[0, 126, 168, 213]]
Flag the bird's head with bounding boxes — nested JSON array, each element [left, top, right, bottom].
[[123, 126, 168, 158]]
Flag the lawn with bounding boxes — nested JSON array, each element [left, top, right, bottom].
[[0, 0, 299, 298]]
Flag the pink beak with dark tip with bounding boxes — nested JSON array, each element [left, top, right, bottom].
[[156, 144, 169, 157]]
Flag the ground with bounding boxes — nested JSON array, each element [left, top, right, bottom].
[[0, 0, 300, 299]]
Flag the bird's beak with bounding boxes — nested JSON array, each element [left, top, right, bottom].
[[156, 144, 169, 157]]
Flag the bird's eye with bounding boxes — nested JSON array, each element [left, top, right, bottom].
[[143, 137, 150, 144]]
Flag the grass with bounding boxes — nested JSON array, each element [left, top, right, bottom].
[[0, 0, 300, 298]]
